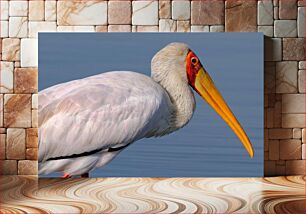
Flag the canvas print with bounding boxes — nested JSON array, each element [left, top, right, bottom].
[[38, 33, 264, 177]]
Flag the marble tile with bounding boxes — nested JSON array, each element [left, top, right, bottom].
[[29, 1, 44, 21], [282, 94, 305, 113], [279, 0, 297, 19], [20, 38, 38, 67], [264, 62, 276, 93], [303, 129, 306, 143], [191, 25, 209, 32], [0, 21, 9, 37], [132, 1, 158, 25], [136, 26, 159, 32], [298, 70, 305, 93], [32, 94, 38, 109], [2, 38, 20, 61], [280, 139, 302, 160], [282, 114, 305, 128], [14, 68, 38, 93], [269, 128, 292, 139], [258, 26, 273, 37], [177, 21, 190, 32], [18, 160, 38, 175], [299, 61, 306, 70], [9, 17, 28, 38], [57, 26, 95, 32], [274, 20, 297, 37], [9, 1, 28, 17], [0, 1, 9, 20], [108, 25, 131, 32], [276, 61, 298, 93], [283, 38, 304, 61], [268, 140, 279, 160], [297, 7, 305, 37], [274, 6, 279, 19], [264, 38, 282, 61], [0, 94, 3, 128], [159, 19, 176, 32], [29, 21, 57, 38], [210, 25, 224, 32], [0, 134, 5, 159], [0, 61, 14, 93], [4, 94, 31, 128], [225, 0, 257, 32], [159, 1, 171, 19], [45, 1, 57, 21], [26, 128, 38, 148], [293, 128, 302, 139], [258, 0, 273, 25], [57, 0, 107, 25], [0, 160, 17, 175], [32, 110, 38, 128], [108, 1, 131, 24], [191, 0, 224, 25], [172, 1, 190, 20], [6, 128, 26, 160], [302, 144, 306, 159]]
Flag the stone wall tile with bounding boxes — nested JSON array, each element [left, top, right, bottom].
[[29, 21, 57, 38], [45, 1, 57, 21], [0, 61, 14, 93], [258, 0, 273, 25], [299, 61, 306, 70], [274, 20, 297, 37], [258, 26, 273, 37], [6, 128, 25, 159], [32, 110, 38, 128], [95, 26, 108, 32], [225, 0, 256, 32], [264, 62, 276, 93], [285, 160, 305, 175], [20, 38, 38, 67], [279, 0, 297, 19], [26, 128, 38, 148], [192, 0, 224, 25], [274, 6, 279, 19], [2, 38, 20, 61], [283, 38, 305, 61], [57, 26, 95, 32], [264, 38, 282, 61], [280, 139, 302, 160], [9, 17, 28, 38], [302, 144, 306, 159], [26, 148, 37, 160], [0, 160, 17, 175], [0, 21, 8, 37], [132, 1, 158, 25], [276, 61, 298, 93], [172, 1, 190, 21], [298, 70, 305, 93], [210, 25, 225, 32], [108, 25, 131, 32], [274, 99, 282, 128], [282, 114, 305, 128], [4, 94, 31, 128], [14, 68, 38, 93], [191, 25, 209, 32], [293, 128, 302, 139], [29, 1, 45, 21], [0, 134, 5, 159], [297, 7, 305, 37], [298, 0, 305, 6], [269, 128, 292, 139], [269, 140, 279, 160], [0, 94, 2, 127], [282, 94, 305, 114], [18, 160, 38, 175], [32, 94, 38, 109], [108, 1, 131, 25], [136, 26, 159, 32], [303, 129, 306, 143], [159, 1, 171, 19], [159, 19, 177, 32], [9, 1, 28, 17], [0, 1, 9, 21], [57, 0, 107, 25], [264, 160, 276, 176], [177, 21, 190, 32]]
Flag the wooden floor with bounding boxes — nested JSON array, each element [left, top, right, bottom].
[[0, 176, 305, 214]]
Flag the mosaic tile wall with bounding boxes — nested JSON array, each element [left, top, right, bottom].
[[0, 0, 305, 176]]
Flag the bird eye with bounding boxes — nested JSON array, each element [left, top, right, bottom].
[[191, 57, 198, 65]]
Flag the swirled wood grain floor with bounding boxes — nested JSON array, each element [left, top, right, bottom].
[[0, 176, 305, 214]]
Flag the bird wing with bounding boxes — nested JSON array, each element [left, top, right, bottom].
[[39, 71, 173, 162]]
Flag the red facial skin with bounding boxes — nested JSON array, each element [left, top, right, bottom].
[[186, 51, 202, 89]]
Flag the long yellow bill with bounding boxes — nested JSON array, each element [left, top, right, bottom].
[[194, 68, 254, 158]]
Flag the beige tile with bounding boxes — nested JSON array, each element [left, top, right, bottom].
[[0, 160, 17, 175], [136, 26, 159, 32], [303, 129, 306, 143], [0, 94, 3, 127], [6, 128, 26, 159], [286, 160, 305, 175], [132, 1, 158, 25], [32, 94, 38, 109], [18, 160, 38, 175], [95, 26, 108, 32], [0, 1, 9, 20], [29, 21, 57, 38], [57, 26, 95, 32], [0, 134, 5, 159], [9, 17, 28, 38], [108, 1, 131, 24], [210, 25, 225, 32], [302, 144, 306, 159], [9, 1, 28, 17], [20, 38, 38, 67], [29, 0, 45, 21], [14, 68, 38, 93], [45, 1, 57, 21], [280, 139, 301, 160], [192, 0, 224, 25], [26, 128, 38, 148], [282, 94, 305, 114], [159, 19, 176, 32], [177, 21, 190, 32], [282, 114, 305, 128], [4, 94, 31, 128], [298, 70, 305, 93], [32, 110, 38, 128], [0, 21, 8, 37], [2, 38, 20, 61], [172, 1, 190, 20], [26, 148, 37, 160], [159, 1, 171, 19], [0, 61, 14, 93], [293, 128, 302, 139], [191, 25, 209, 32], [268, 140, 279, 160], [269, 128, 292, 139], [108, 25, 131, 32]]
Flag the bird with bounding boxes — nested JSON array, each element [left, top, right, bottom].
[[38, 42, 254, 178]]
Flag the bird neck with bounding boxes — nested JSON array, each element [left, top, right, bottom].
[[152, 70, 196, 132]]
